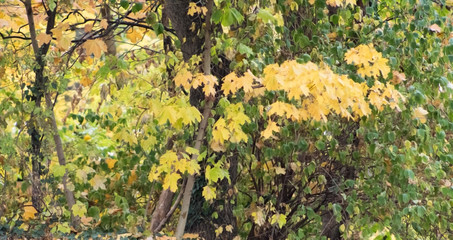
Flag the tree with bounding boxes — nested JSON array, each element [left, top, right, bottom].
[[0, 0, 452, 239]]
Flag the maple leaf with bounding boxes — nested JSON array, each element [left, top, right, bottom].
[[128, 170, 137, 185], [80, 216, 93, 225], [90, 174, 106, 190], [212, 118, 230, 143], [345, 44, 390, 79], [72, 201, 87, 217], [84, 23, 93, 33], [261, 120, 280, 139], [251, 207, 266, 226], [263, 63, 282, 91], [205, 163, 229, 184], [76, 166, 95, 183], [100, 19, 108, 29], [241, 70, 255, 93], [174, 68, 193, 91], [158, 105, 178, 125], [83, 39, 107, 58], [126, 27, 142, 43], [413, 107, 428, 123], [36, 33, 52, 47], [159, 151, 179, 165], [105, 158, 117, 169], [188, 2, 198, 16], [221, 72, 238, 95], [202, 185, 216, 200], [391, 71, 406, 85], [23, 203, 37, 220], [210, 140, 226, 152], [268, 101, 290, 117], [163, 172, 180, 192], [270, 213, 287, 228]]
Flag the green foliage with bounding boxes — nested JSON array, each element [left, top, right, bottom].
[[0, 0, 452, 239]]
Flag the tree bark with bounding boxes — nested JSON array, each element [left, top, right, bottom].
[[149, 0, 205, 233], [175, 0, 214, 238], [45, 94, 79, 228], [24, 0, 78, 228]]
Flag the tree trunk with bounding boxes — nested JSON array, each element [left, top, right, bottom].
[[175, 0, 214, 238], [149, 0, 205, 233], [24, 0, 78, 227]]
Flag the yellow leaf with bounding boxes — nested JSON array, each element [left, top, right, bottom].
[[128, 170, 137, 185], [345, 44, 390, 79], [225, 225, 233, 233], [83, 134, 91, 141], [270, 213, 287, 228], [263, 63, 282, 91], [202, 185, 216, 200], [174, 68, 193, 91], [412, 107, 428, 123], [163, 172, 180, 192], [126, 27, 142, 43], [83, 39, 107, 58], [188, 2, 198, 16], [251, 207, 266, 226], [23, 203, 37, 220], [261, 120, 280, 139], [105, 158, 117, 169], [90, 174, 106, 190], [84, 23, 93, 32], [36, 32, 52, 47], [274, 166, 286, 175], [212, 118, 230, 143], [211, 140, 226, 152], [100, 19, 108, 29]]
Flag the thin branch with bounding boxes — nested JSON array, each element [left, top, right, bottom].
[[154, 178, 187, 232]]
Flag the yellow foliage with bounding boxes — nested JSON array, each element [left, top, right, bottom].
[[345, 44, 390, 79], [261, 120, 280, 139], [211, 103, 251, 150], [412, 107, 428, 123], [23, 203, 37, 221], [259, 59, 402, 123], [105, 158, 117, 169], [148, 150, 200, 192], [327, 0, 357, 7]]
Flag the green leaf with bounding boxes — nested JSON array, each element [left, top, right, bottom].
[[230, 8, 244, 23], [120, 0, 129, 9], [221, 8, 235, 26], [238, 43, 253, 57], [72, 201, 87, 218], [131, 3, 143, 13], [257, 9, 275, 23]]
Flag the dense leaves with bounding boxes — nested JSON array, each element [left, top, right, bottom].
[[0, 0, 452, 239]]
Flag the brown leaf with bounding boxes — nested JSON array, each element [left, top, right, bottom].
[[36, 32, 52, 47], [391, 71, 406, 85], [83, 39, 107, 58], [429, 24, 442, 33], [100, 19, 108, 29]]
